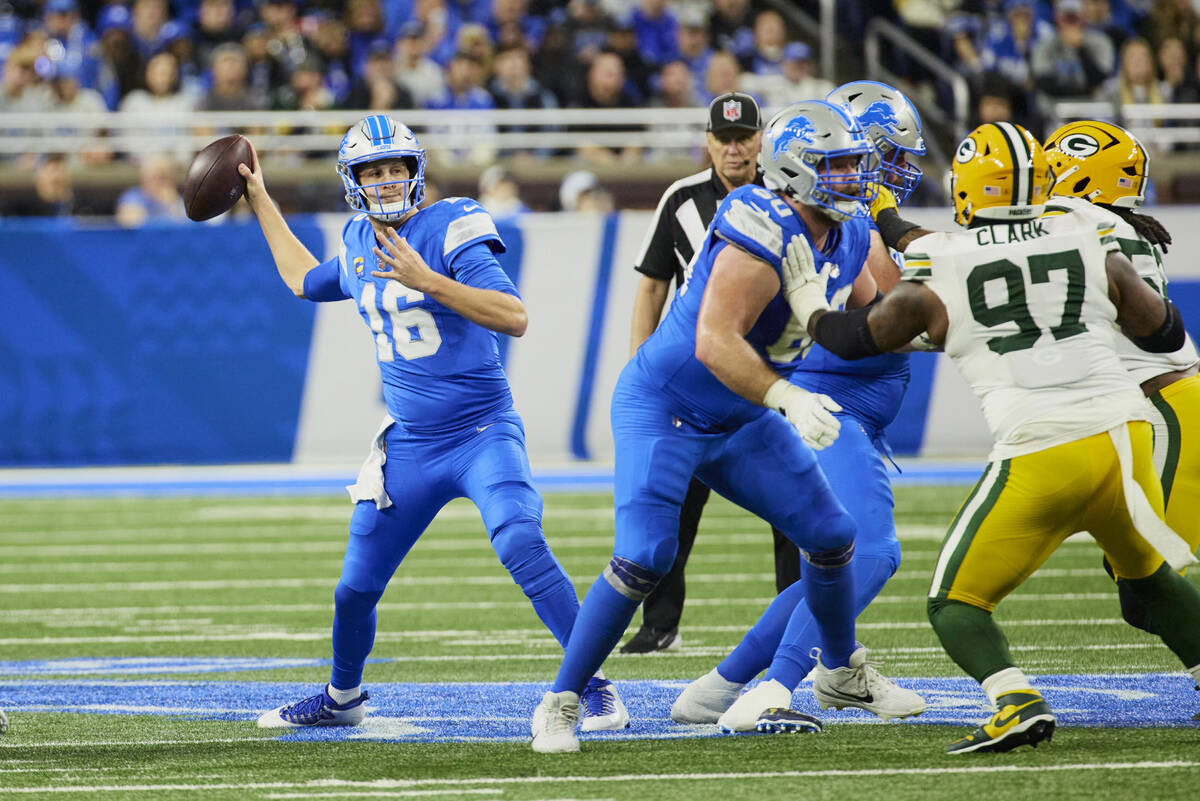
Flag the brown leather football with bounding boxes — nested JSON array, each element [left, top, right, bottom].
[[183, 134, 252, 221]]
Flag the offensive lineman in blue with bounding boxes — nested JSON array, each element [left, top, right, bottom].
[[238, 115, 627, 732], [531, 101, 882, 753], [673, 82, 931, 732]]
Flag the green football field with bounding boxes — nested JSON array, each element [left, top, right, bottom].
[[1, 486, 1198, 800]]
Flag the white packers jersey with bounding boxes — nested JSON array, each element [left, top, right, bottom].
[[1044, 195, 1199, 384], [902, 212, 1151, 461]]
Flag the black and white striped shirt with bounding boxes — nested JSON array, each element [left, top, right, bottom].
[[633, 166, 765, 286]]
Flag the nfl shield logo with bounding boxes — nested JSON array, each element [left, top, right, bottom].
[[723, 99, 742, 122]]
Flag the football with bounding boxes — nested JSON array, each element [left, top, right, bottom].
[[183, 134, 253, 221]]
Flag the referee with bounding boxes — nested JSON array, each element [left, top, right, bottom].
[[620, 92, 801, 654]]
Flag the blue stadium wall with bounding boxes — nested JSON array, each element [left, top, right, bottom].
[[2, 208, 1199, 467]]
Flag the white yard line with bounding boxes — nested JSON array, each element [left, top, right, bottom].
[[2, 762, 1198, 793]]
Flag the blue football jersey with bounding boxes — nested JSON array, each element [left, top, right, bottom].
[[634, 184, 871, 431], [310, 197, 518, 432]]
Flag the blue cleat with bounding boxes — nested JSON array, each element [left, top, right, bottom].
[[256, 686, 369, 728], [579, 677, 630, 731]]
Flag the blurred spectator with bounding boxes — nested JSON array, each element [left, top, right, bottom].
[[447, 0, 492, 29], [115, 153, 186, 226], [199, 43, 267, 111], [564, 0, 613, 67], [742, 9, 789, 76], [674, 5, 714, 90], [159, 21, 203, 98], [1159, 36, 1199, 102], [1146, 0, 1200, 58], [745, 41, 834, 108], [258, 0, 307, 73], [631, 0, 678, 68], [344, 40, 415, 110], [272, 54, 335, 110], [1101, 36, 1164, 104], [650, 58, 700, 108], [478, 164, 528, 222], [119, 51, 195, 114], [131, 0, 169, 59], [973, 70, 1014, 124], [530, 19, 579, 104], [241, 24, 288, 103], [307, 12, 353, 106], [606, 14, 652, 102], [488, 43, 559, 157], [427, 51, 497, 164], [703, 49, 743, 101], [41, 0, 97, 88], [571, 49, 643, 164], [1082, 0, 1124, 53], [346, 0, 388, 76], [486, 0, 547, 52], [394, 21, 446, 107], [894, 0, 962, 71], [413, 0, 455, 66], [1031, 0, 1114, 98], [46, 57, 111, 166], [709, 0, 755, 62], [455, 22, 494, 72], [979, 0, 1053, 89], [558, 169, 613, 213], [194, 0, 242, 66], [1, 154, 84, 217], [0, 46, 52, 112], [93, 5, 142, 110]]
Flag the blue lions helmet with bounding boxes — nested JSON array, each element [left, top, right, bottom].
[[827, 80, 925, 204], [759, 100, 879, 222], [336, 114, 426, 220]]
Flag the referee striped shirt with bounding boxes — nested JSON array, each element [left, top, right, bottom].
[[633, 166, 765, 286]]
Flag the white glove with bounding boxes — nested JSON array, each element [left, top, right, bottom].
[[763, 378, 842, 450], [781, 233, 831, 329]]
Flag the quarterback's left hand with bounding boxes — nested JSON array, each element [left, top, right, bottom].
[[781, 233, 831, 329], [372, 226, 438, 292]]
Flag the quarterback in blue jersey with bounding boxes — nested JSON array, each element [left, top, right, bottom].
[[672, 82, 931, 732], [237, 115, 627, 732], [530, 101, 881, 753]]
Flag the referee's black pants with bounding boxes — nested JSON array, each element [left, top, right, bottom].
[[639, 476, 802, 633]]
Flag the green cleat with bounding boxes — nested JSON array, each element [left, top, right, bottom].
[[946, 690, 1055, 755]]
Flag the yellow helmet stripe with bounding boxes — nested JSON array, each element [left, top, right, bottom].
[[994, 121, 1031, 205]]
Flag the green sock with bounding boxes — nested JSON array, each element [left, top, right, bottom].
[[1121, 563, 1200, 668], [927, 597, 1016, 683]]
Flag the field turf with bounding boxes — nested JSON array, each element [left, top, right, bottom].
[[1, 486, 1198, 800]]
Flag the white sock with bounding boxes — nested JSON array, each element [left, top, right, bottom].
[[981, 667, 1034, 707], [1188, 663, 1200, 687], [327, 683, 361, 704], [593, 668, 606, 681]]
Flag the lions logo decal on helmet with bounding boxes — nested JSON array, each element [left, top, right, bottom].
[[772, 115, 818, 158], [827, 81, 926, 204]]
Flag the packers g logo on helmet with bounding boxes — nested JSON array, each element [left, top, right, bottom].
[[950, 122, 1052, 227], [1044, 120, 1148, 208]]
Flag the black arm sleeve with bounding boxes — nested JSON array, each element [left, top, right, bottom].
[[874, 207, 922, 252], [811, 307, 884, 361], [1130, 298, 1187, 353]]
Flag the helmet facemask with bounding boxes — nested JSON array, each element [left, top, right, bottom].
[[336, 115, 427, 221]]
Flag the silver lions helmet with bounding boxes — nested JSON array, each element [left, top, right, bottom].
[[827, 80, 925, 204], [336, 114, 426, 220], [759, 100, 879, 223]]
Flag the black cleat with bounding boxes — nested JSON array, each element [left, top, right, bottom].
[[619, 626, 681, 654], [756, 707, 823, 734]]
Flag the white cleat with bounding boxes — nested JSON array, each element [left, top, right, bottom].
[[717, 679, 793, 733], [579, 677, 630, 731], [531, 690, 581, 753], [812, 646, 925, 720], [671, 668, 745, 724]]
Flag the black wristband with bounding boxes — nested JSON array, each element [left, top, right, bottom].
[[1131, 298, 1186, 353], [875, 207, 921, 252], [812, 307, 883, 360]]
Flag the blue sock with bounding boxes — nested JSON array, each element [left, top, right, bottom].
[[718, 579, 807, 684], [767, 555, 897, 688], [330, 583, 384, 690], [552, 576, 639, 695], [504, 536, 580, 648]]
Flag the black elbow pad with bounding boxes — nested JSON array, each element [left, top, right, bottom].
[[812, 307, 883, 360], [875, 208, 922, 252], [1131, 299, 1187, 353]]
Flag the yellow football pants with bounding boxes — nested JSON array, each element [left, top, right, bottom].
[[929, 422, 1167, 612], [1149, 374, 1200, 554]]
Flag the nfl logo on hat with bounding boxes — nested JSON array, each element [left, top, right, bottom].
[[723, 99, 742, 122]]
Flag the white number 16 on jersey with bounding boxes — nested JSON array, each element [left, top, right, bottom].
[[360, 281, 443, 361]]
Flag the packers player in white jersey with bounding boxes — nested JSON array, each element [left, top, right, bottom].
[[1043, 120, 1200, 634], [783, 120, 1200, 754]]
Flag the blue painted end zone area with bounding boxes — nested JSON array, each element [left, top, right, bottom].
[[1, 666, 1195, 744]]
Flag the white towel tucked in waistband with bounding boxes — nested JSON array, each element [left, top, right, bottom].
[[346, 414, 396, 510]]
